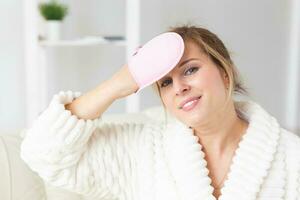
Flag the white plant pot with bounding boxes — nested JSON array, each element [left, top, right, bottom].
[[46, 20, 62, 41]]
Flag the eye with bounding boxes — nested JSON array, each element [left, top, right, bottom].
[[184, 67, 199, 75], [160, 79, 172, 88]]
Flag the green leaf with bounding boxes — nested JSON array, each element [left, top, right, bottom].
[[38, 0, 68, 21]]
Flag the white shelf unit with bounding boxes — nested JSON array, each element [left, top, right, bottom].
[[285, 0, 300, 132], [39, 36, 127, 47], [24, 0, 141, 127]]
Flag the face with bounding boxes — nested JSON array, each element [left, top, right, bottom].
[[157, 40, 229, 127]]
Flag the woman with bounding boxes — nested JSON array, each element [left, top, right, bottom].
[[20, 26, 300, 200]]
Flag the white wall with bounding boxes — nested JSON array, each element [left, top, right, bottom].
[[0, 0, 25, 133], [0, 0, 299, 133]]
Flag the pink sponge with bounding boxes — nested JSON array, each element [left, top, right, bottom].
[[128, 32, 184, 93]]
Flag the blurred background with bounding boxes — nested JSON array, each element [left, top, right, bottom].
[[0, 0, 299, 134]]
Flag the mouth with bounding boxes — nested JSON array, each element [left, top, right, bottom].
[[179, 96, 202, 112]]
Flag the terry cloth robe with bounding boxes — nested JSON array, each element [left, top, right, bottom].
[[20, 91, 300, 200]]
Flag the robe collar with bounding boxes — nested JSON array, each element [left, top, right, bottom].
[[162, 100, 281, 200]]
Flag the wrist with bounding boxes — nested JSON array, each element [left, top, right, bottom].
[[110, 66, 139, 98]]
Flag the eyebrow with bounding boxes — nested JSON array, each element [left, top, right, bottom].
[[178, 58, 200, 68]]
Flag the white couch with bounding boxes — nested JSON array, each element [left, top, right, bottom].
[[0, 106, 172, 200]]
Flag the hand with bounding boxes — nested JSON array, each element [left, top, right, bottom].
[[127, 32, 184, 92]]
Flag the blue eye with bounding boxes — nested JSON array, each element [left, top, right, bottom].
[[160, 67, 199, 88], [160, 79, 172, 88], [184, 67, 199, 75]]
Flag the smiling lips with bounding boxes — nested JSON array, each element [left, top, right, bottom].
[[179, 96, 202, 111]]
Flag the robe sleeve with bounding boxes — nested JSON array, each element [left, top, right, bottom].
[[20, 90, 145, 199]]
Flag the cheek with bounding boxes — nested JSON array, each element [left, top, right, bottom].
[[161, 93, 178, 114], [163, 97, 175, 111], [197, 69, 226, 94]]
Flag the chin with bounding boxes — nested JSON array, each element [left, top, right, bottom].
[[180, 110, 207, 127]]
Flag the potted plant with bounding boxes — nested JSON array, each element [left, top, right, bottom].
[[39, 0, 68, 41]]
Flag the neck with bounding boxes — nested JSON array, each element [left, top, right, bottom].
[[193, 102, 248, 156]]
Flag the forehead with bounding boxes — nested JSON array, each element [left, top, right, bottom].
[[183, 40, 203, 57]]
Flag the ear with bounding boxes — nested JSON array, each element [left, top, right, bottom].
[[224, 73, 229, 82], [221, 70, 229, 87]]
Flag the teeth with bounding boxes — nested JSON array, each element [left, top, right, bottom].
[[183, 99, 197, 108]]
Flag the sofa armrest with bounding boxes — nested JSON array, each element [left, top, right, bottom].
[[0, 132, 46, 200]]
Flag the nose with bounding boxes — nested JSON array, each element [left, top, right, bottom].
[[173, 80, 190, 96]]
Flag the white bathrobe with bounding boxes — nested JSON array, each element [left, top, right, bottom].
[[20, 91, 300, 200]]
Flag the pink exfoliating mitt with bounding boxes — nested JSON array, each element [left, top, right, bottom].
[[128, 32, 184, 93]]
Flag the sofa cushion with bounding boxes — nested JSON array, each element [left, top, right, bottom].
[[0, 132, 46, 200], [45, 182, 83, 200]]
